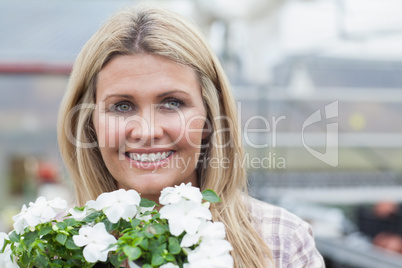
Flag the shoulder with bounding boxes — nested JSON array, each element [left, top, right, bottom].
[[247, 197, 325, 268], [248, 197, 306, 232]]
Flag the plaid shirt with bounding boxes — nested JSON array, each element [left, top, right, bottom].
[[249, 197, 325, 268]]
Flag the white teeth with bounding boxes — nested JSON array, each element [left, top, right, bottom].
[[128, 151, 173, 162]]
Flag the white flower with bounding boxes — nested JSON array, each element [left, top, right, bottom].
[[160, 263, 180, 268], [135, 205, 155, 222], [181, 221, 226, 247], [73, 222, 117, 263], [160, 200, 211, 236], [49, 197, 69, 210], [89, 189, 141, 223], [159, 183, 203, 205], [0, 245, 18, 268], [29, 196, 68, 222], [186, 239, 233, 268], [85, 199, 97, 208], [13, 196, 67, 234], [68, 206, 95, 221], [0, 233, 18, 268], [0, 232, 7, 249], [12, 204, 40, 234]]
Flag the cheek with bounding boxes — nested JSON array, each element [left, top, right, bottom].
[[95, 114, 126, 149], [180, 117, 207, 149]]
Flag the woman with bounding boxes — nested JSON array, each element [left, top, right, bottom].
[[58, 7, 324, 268]]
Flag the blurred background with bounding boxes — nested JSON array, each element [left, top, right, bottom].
[[1, 0, 402, 267]]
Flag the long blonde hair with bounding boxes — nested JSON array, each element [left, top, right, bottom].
[[58, 7, 272, 267]]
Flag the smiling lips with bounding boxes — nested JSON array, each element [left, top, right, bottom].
[[126, 151, 174, 163]]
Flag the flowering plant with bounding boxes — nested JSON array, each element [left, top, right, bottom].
[[0, 183, 233, 268]]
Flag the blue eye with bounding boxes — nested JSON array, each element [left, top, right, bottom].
[[162, 98, 184, 110], [164, 100, 181, 109], [112, 102, 133, 113]]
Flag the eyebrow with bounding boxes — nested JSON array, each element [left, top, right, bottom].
[[102, 94, 133, 102], [103, 90, 190, 101], [157, 90, 190, 98]]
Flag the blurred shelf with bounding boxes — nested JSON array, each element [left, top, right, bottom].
[[316, 236, 402, 268]]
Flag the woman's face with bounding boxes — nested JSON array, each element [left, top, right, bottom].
[[93, 54, 208, 202]]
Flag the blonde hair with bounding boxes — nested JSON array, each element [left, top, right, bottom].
[[58, 7, 272, 267]]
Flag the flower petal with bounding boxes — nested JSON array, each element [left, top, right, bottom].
[[168, 218, 185, 236], [73, 233, 89, 247], [180, 233, 200, 247], [182, 217, 202, 235], [83, 243, 104, 263], [104, 204, 125, 223], [49, 198, 68, 209]]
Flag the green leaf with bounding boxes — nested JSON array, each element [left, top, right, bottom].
[[151, 254, 164, 266], [150, 224, 167, 235], [152, 212, 161, 219], [144, 231, 154, 238], [157, 236, 167, 245], [109, 254, 122, 267], [37, 241, 46, 251], [56, 221, 67, 230], [168, 237, 179, 246], [123, 246, 142, 261], [56, 233, 68, 245], [140, 198, 157, 208], [149, 240, 159, 254], [131, 218, 142, 229], [64, 218, 77, 227], [8, 231, 19, 243], [120, 220, 131, 230], [82, 211, 103, 223], [52, 258, 64, 267], [104, 219, 119, 232], [24, 230, 39, 245], [168, 237, 181, 255], [143, 265, 153, 268], [34, 254, 48, 267], [131, 237, 143, 247], [139, 238, 149, 251], [0, 239, 8, 253], [168, 244, 181, 255], [38, 226, 53, 236], [70, 251, 85, 262], [202, 189, 221, 203], [165, 253, 176, 262], [65, 238, 81, 250], [21, 251, 30, 264]]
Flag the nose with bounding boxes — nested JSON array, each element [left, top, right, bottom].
[[125, 108, 163, 146]]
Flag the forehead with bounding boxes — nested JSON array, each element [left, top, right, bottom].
[[97, 54, 199, 91]]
